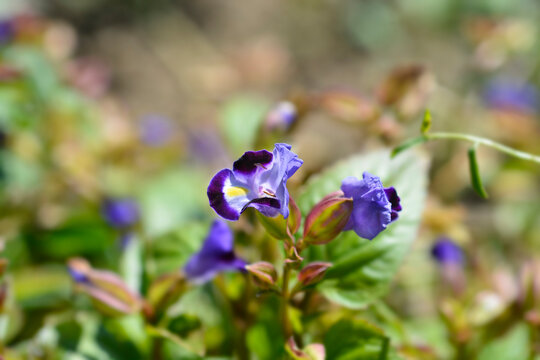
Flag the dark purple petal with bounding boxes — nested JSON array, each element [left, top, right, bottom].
[[207, 169, 243, 221], [384, 186, 402, 221], [233, 150, 273, 175], [102, 198, 139, 228], [184, 220, 246, 283], [384, 187, 401, 211], [431, 238, 464, 265], [242, 197, 281, 217]]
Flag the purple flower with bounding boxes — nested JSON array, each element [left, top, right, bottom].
[[340, 172, 401, 240], [265, 101, 297, 131], [207, 143, 303, 221], [0, 19, 14, 44], [431, 238, 464, 265], [102, 198, 140, 229], [184, 219, 246, 283], [139, 114, 173, 146], [483, 79, 539, 114]]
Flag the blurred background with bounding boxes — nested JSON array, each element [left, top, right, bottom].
[[0, 0, 539, 358]]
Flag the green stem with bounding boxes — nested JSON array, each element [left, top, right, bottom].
[[426, 132, 540, 164], [151, 337, 163, 360], [281, 262, 292, 339]]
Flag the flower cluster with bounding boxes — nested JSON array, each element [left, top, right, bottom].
[[193, 143, 402, 282]]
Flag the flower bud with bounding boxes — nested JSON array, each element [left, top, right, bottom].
[[303, 192, 353, 245], [67, 258, 142, 317], [298, 262, 332, 287], [318, 91, 380, 123], [147, 271, 186, 316], [285, 337, 326, 360], [245, 262, 278, 290], [518, 260, 540, 310]]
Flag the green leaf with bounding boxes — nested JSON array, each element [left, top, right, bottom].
[[25, 213, 114, 259], [219, 95, 269, 156], [3, 45, 60, 101], [478, 323, 529, 360], [324, 319, 390, 360], [298, 150, 428, 308], [468, 144, 489, 199], [139, 169, 209, 237], [12, 265, 71, 308]]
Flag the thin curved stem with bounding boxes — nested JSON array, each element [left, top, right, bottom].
[[281, 262, 292, 339], [426, 132, 540, 164]]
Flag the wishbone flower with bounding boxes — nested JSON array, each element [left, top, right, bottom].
[[341, 172, 402, 240], [207, 143, 303, 221]]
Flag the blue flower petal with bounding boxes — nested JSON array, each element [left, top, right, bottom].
[[184, 220, 246, 283], [341, 172, 400, 240], [102, 198, 140, 228]]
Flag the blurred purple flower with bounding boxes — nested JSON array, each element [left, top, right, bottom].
[[184, 219, 246, 283], [431, 237, 464, 265], [188, 128, 228, 164], [0, 19, 13, 44], [102, 198, 140, 229], [139, 114, 173, 146], [207, 143, 303, 221], [265, 101, 297, 131], [341, 172, 401, 240], [483, 79, 539, 114]]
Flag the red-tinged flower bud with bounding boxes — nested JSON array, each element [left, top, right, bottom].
[[303, 192, 353, 245], [67, 258, 142, 317], [318, 91, 380, 123], [285, 337, 326, 360], [518, 260, 540, 310], [376, 65, 435, 119], [298, 262, 332, 287], [147, 271, 186, 317], [245, 262, 278, 290]]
